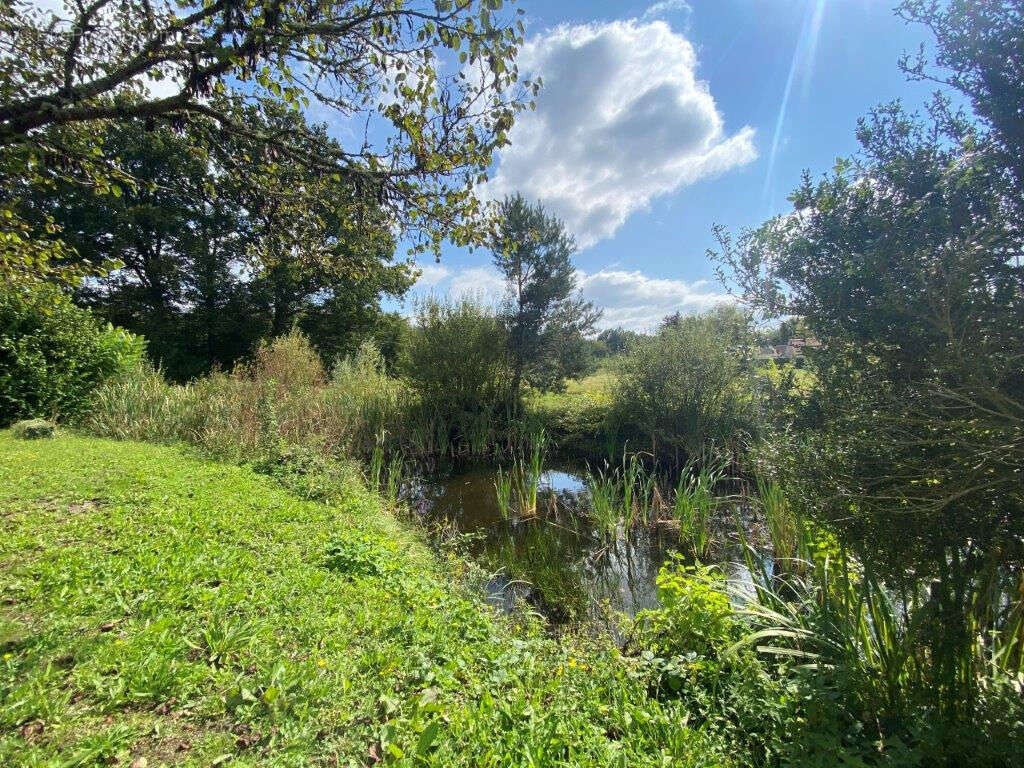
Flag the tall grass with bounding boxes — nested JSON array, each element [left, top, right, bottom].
[[586, 466, 620, 540], [492, 428, 547, 518], [384, 452, 407, 505], [583, 451, 666, 537], [494, 466, 513, 519], [368, 431, 387, 490], [86, 331, 527, 468]]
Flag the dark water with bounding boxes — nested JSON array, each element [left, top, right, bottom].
[[407, 464, 760, 625]]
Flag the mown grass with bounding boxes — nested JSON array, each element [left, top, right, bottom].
[[0, 432, 733, 768]]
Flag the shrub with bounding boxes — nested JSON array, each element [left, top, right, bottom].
[[86, 333, 409, 466], [0, 282, 144, 425], [402, 296, 513, 454], [637, 559, 737, 659], [610, 307, 757, 469], [324, 531, 400, 581], [322, 340, 407, 456], [84, 363, 190, 442], [244, 329, 326, 393], [11, 418, 55, 439]]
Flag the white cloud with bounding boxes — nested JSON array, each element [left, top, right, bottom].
[[641, 0, 692, 21], [413, 262, 451, 288], [579, 269, 733, 332], [408, 263, 507, 308], [486, 20, 756, 248]]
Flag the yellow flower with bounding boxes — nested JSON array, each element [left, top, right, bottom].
[[317, 658, 327, 668], [2, 652, 12, 660]]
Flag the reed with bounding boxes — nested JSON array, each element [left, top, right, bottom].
[[621, 452, 639, 525], [634, 462, 659, 527], [673, 461, 721, 559], [492, 428, 548, 519], [732, 536, 1024, 728], [494, 466, 513, 519], [368, 431, 386, 490], [513, 457, 540, 518], [587, 466, 621, 539], [384, 452, 406, 505], [755, 476, 800, 568]]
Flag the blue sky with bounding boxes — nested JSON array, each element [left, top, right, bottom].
[[405, 0, 941, 330]]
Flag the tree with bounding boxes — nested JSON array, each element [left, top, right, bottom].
[[898, 0, 1024, 199], [21, 105, 413, 379], [1, 0, 538, 275], [594, 327, 641, 358], [711, 3, 1024, 719], [713, 97, 1024, 574], [403, 296, 511, 451], [491, 194, 600, 400]]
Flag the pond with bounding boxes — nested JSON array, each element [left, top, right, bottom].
[[407, 463, 764, 627]]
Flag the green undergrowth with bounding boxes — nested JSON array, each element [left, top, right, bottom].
[[0, 433, 735, 768]]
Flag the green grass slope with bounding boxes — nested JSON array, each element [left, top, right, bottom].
[[0, 433, 723, 768]]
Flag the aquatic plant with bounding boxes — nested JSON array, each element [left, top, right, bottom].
[[587, 465, 620, 539], [514, 428, 547, 517], [492, 429, 548, 518], [755, 476, 800, 569], [673, 461, 722, 559], [733, 540, 1024, 734], [621, 452, 639, 526], [494, 466, 513, 519], [384, 452, 407, 505], [368, 430, 386, 490], [487, 522, 590, 622], [634, 460, 660, 527]]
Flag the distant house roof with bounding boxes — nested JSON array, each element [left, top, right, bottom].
[[760, 338, 820, 361]]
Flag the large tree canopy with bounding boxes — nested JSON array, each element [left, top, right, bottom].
[[0, 0, 537, 262], [898, 0, 1024, 198], [712, 74, 1024, 582], [19, 104, 413, 379]]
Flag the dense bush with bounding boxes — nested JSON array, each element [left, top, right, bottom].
[[635, 552, 1024, 767], [402, 297, 514, 454], [10, 418, 55, 439], [87, 332, 365, 462], [637, 560, 737, 658], [0, 282, 143, 425], [610, 307, 758, 468]]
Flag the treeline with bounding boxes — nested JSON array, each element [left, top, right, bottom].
[[11, 105, 414, 381]]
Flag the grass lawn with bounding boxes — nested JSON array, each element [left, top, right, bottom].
[[0, 432, 723, 767]]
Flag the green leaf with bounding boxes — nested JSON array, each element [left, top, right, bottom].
[[416, 722, 440, 754]]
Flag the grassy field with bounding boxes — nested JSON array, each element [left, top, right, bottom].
[[0, 432, 728, 768]]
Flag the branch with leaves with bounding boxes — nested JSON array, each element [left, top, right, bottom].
[[1, 0, 539, 256]]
